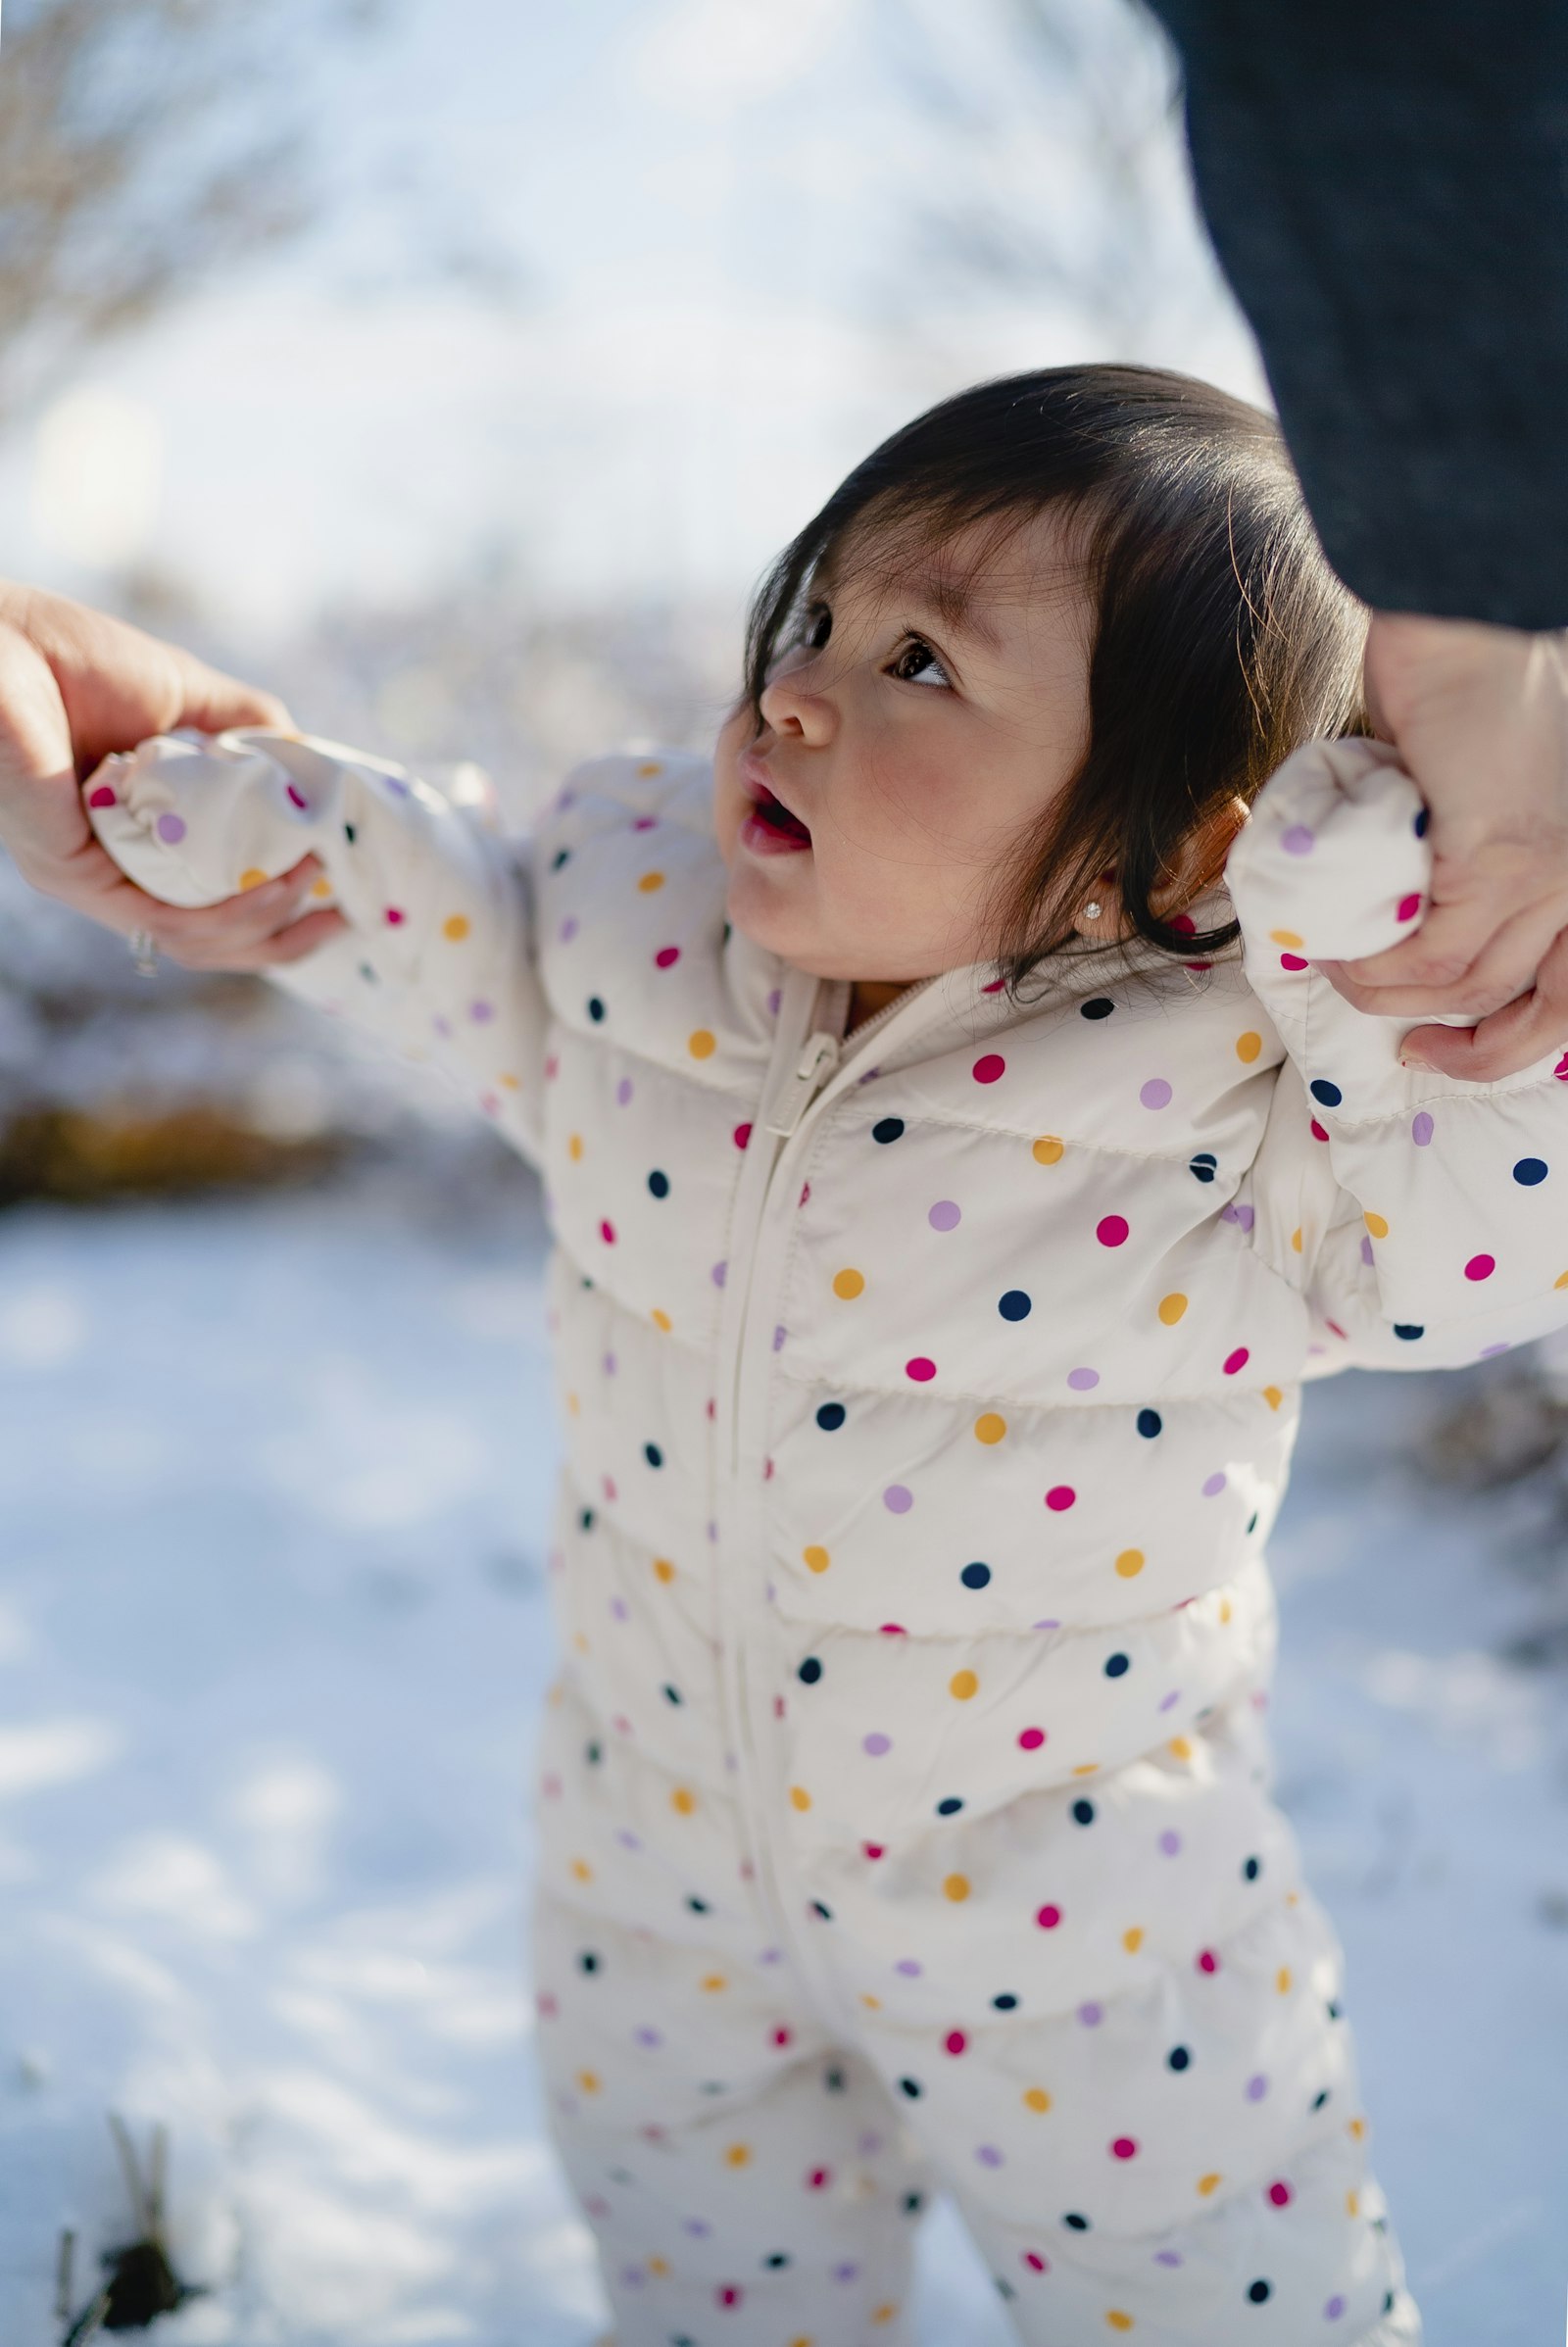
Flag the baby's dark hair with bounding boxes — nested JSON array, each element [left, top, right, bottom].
[[742, 364, 1368, 986]]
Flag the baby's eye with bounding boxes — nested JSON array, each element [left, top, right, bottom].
[[888, 636, 953, 688], [804, 604, 832, 652]]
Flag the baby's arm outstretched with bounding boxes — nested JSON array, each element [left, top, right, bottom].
[[1227, 736, 1568, 1369], [82, 726, 548, 1164]]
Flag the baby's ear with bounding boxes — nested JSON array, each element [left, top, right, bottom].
[[1152, 796, 1250, 917]]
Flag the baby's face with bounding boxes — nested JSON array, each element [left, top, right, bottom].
[[714, 512, 1093, 983]]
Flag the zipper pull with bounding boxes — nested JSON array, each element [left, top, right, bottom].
[[766, 1030, 840, 1138]]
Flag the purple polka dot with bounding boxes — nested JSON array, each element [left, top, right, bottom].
[[1325, 2295, 1347, 2320], [616, 1829, 642, 1850], [610, 1596, 629, 1620], [928, 1199, 961, 1231], [560, 915, 578, 942], [759, 1947, 782, 1965], [1246, 2073, 1268, 2101], [1077, 2001, 1102, 2027], [1033, 1617, 1061, 1631], [767, 988, 782, 1015], [603, 1351, 617, 1374], [895, 1958, 922, 1978], [976, 2144, 1004, 2168], [615, 1076, 633, 1105], [1360, 1234, 1375, 1265], [155, 811, 187, 844], [832, 2263, 859, 2284], [1140, 1078, 1172, 1110], [1201, 1471, 1227, 1496], [621, 2265, 645, 2288], [1411, 1110, 1434, 1147], [711, 1261, 727, 1288], [862, 1733, 892, 1757], [1153, 2250, 1184, 2269], [1066, 1366, 1100, 1391], [883, 1484, 913, 1514], [1220, 1201, 1255, 1231], [433, 1015, 452, 1038], [1281, 823, 1315, 856], [1158, 1830, 1182, 1855], [858, 2130, 884, 2157], [1158, 1689, 1181, 1712], [469, 999, 494, 1023], [634, 2026, 662, 2047], [772, 1324, 787, 1351], [1480, 1341, 1511, 1357], [685, 2218, 712, 2238]]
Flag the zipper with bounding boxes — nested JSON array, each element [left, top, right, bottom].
[[764, 1030, 841, 1138]]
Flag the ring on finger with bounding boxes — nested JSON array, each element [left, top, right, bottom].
[[127, 927, 160, 977]]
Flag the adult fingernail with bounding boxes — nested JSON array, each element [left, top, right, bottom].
[[1399, 1052, 1432, 1070]]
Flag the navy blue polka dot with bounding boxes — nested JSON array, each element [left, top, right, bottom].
[[587, 996, 606, 1022], [798, 1656, 822, 1684], [1309, 1078, 1342, 1107], [809, 1900, 831, 1921], [1393, 1324, 1425, 1342], [1063, 2212, 1090, 2231], [644, 1442, 663, 1468], [579, 1949, 601, 1972], [1514, 1157, 1548, 1185], [899, 2077, 922, 2098], [1248, 2280, 1272, 2305], [647, 1168, 669, 1198], [686, 1894, 709, 1914], [936, 1796, 964, 1816], [1189, 1151, 1217, 1183], [662, 1683, 681, 1704], [1081, 998, 1115, 1020], [1413, 807, 1429, 837], [872, 1117, 905, 1144], [992, 1992, 1018, 2010], [1167, 2044, 1191, 2072], [1137, 1408, 1162, 1438], [960, 1561, 992, 1589], [1071, 1798, 1096, 1825], [1103, 1651, 1130, 1679], [999, 1290, 1032, 1321], [815, 1401, 846, 1430], [1312, 2087, 1330, 2110], [552, 846, 570, 869], [1243, 1854, 1261, 1881]]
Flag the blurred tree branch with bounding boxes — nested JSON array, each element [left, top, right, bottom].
[[0, 0, 382, 422]]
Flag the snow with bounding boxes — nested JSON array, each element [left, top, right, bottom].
[[0, 1170, 1563, 2345]]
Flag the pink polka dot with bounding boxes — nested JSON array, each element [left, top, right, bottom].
[[1464, 1252, 1494, 1281], [1170, 913, 1196, 935], [1396, 893, 1422, 922], [733, 1122, 752, 1149], [945, 2029, 967, 2055], [1022, 2251, 1050, 2274], [1139, 1078, 1172, 1110], [906, 1356, 937, 1382], [880, 1622, 906, 1636], [600, 1220, 616, 1244], [1280, 952, 1308, 971], [807, 2166, 831, 2190], [982, 975, 1006, 994], [972, 1052, 1006, 1084], [1309, 1117, 1329, 1142], [1017, 1727, 1046, 1750], [87, 784, 116, 807], [1045, 1485, 1076, 1511], [1096, 1214, 1130, 1247], [1036, 1903, 1062, 1930], [863, 1841, 885, 1860], [1196, 1947, 1220, 1974], [384, 905, 406, 925], [654, 945, 680, 968], [1554, 1052, 1568, 1081], [928, 1198, 961, 1231], [1266, 2179, 1293, 2207], [883, 1485, 913, 1513], [1222, 1346, 1250, 1375], [155, 811, 187, 844], [632, 814, 658, 831], [1111, 2136, 1138, 2160]]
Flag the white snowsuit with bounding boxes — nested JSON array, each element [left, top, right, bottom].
[[85, 725, 1568, 2346]]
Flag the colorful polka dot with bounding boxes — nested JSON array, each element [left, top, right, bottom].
[[238, 866, 270, 890], [950, 1670, 979, 1700], [883, 1484, 913, 1513], [1097, 1214, 1129, 1247], [1411, 1110, 1434, 1146], [1464, 1253, 1495, 1282], [443, 912, 470, 940], [1158, 1293, 1188, 1325], [1140, 1078, 1172, 1109], [1515, 1157, 1548, 1185], [1067, 1367, 1100, 1391], [906, 1356, 937, 1382], [928, 1199, 961, 1231], [833, 1268, 865, 1299], [1046, 1484, 1076, 1511], [1236, 1031, 1262, 1063], [973, 1053, 1006, 1084], [688, 1029, 716, 1058], [975, 1412, 1006, 1444], [1115, 1548, 1145, 1577], [1032, 1136, 1064, 1164], [803, 1545, 830, 1574]]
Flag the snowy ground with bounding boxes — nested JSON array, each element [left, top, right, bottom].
[[0, 1170, 1563, 2347]]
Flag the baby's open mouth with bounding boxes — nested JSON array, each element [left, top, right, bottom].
[[741, 780, 813, 855]]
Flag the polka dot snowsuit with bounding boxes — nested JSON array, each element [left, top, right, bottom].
[[88, 726, 1568, 2347]]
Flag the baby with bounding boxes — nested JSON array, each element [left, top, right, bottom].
[[81, 365, 1568, 2347]]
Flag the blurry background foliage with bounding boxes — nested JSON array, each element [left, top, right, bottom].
[[0, 0, 1247, 1209]]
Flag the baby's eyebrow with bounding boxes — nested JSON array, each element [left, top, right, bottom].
[[815, 552, 1004, 655]]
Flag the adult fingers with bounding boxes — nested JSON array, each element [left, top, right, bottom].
[[1397, 930, 1568, 1080], [131, 858, 330, 964], [1317, 892, 1568, 1020]]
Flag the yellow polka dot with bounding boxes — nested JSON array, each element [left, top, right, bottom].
[[1197, 2172, 1222, 2196], [671, 1785, 696, 1815], [1556, 1269, 1568, 1289], [653, 1557, 675, 1584], [1347, 2188, 1360, 2217], [1032, 1135, 1064, 1164], [832, 1267, 865, 1299], [871, 2308, 897, 2328], [1286, 1888, 1299, 1906], [790, 1785, 811, 1811], [789, 2336, 810, 2347], [311, 875, 333, 898], [650, 2256, 669, 2276], [1168, 1736, 1193, 1760], [1107, 2313, 1134, 2333], [701, 1972, 727, 1992], [861, 1991, 881, 2010], [1276, 1966, 1293, 1994], [1071, 1761, 1099, 1776], [1348, 2116, 1366, 2141], [1219, 1597, 1233, 1624], [1123, 1926, 1144, 1953], [944, 1873, 970, 1902], [1269, 928, 1303, 949], [443, 912, 470, 941], [725, 2142, 751, 2167], [570, 1857, 592, 1882], [637, 870, 665, 892], [651, 1307, 672, 1332], [568, 1132, 584, 1161], [1263, 1385, 1283, 1409], [238, 867, 270, 891], [803, 1544, 830, 1574], [1364, 1210, 1389, 1238], [577, 2070, 601, 2094], [688, 1028, 716, 1059], [638, 760, 663, 777], [974, 1412, 1006, 1444], [1236, 1030, 1262, 1063], [1114, 1547, 1145, 1578], [1157, 1292, 1188, 1325], [566, 1392, 580, 1417], [499, 1072, 520, 1089], [571, 1631, 589, 1656], [1023, 2086, 1052, 2113], [949, 1669, 978, 1701]]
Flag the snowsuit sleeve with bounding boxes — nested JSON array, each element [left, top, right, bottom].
[[82, 725, 548, 1166], [1226, 734, 1568, 1370]]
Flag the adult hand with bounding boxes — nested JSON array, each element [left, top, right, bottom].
[[1317, 611, 1568, 1077], [0, 581, 347, 969]]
